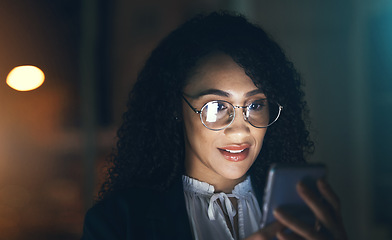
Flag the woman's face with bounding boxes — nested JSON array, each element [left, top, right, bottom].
[[182, 53, 267, 192]]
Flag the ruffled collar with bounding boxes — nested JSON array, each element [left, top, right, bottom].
[[182, 175, 253, 196]]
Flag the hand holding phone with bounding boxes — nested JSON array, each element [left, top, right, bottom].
[[261, 163, 326, 228]]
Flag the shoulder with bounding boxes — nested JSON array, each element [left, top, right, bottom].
[[81, 188, 153, 239], [89, 186, 172, 217], [84, 186, 175, 224], [81, 179, 187, 239]]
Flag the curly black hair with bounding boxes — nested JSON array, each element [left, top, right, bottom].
[[99, 11, 314, 200]]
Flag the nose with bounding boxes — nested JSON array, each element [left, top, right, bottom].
[[224, 107, 250, 134], [234, 106, 250, 123]]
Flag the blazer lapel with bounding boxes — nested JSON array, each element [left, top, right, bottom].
[[167, 177, 193, 239], [145, 177, 193, 240]]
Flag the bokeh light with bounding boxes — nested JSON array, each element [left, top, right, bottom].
[[6, 65, 45, 91]]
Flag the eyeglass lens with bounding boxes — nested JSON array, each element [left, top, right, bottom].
[[200, 100, 280, 130]]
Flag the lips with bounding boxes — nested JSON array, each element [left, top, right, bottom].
[[218, 144, 250, 162]]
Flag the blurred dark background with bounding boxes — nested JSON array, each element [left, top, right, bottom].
[[0, 0, 391, 239]]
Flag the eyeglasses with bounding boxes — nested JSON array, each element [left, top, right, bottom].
[[182, 96, 283, 131]]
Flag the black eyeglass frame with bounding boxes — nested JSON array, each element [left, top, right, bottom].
[[181, 95, 283, 131]]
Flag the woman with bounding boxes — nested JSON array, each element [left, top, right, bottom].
[[82, 11, 347, 240]]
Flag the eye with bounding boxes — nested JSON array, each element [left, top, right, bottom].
[[204, 101, 228, 114], [216, 101, 228, 112], [248, 100, 266, 111]]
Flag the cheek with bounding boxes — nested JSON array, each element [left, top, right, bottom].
[[184, 121, 211, 146], [254, 129, 267, 151], [183, 111, 217, 153]]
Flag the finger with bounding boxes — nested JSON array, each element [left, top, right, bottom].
[[317, 179, 341, 215], [273, 208, 328, 240], [297, 181, 348, 240], [296, 181, 339, 233], [317, 180, 348, 240]]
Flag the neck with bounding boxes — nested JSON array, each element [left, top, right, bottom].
[[208, 175, 247, 193], [185, 166, 247, 193]]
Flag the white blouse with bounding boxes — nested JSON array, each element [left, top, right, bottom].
[[182, 175, 262, 240]]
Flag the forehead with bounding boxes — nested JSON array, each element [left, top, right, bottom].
[[183, 53, 259, 95]]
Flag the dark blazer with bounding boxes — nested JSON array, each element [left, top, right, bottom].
[[81, 177, 194, 240], [81, 177, 264, 240]]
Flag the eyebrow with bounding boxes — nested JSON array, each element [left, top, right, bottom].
[[186, 88, 264, 99], [186, 89, 230, 98], [245, 89, 264, 97]]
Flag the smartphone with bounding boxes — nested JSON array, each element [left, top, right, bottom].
[[261, 163, 326, 227]]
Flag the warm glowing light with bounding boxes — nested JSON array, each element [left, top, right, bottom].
[[6, 65, 45, 91]]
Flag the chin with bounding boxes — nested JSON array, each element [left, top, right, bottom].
[[221, 170, 249, 181], [220, 161, 254, 179]]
